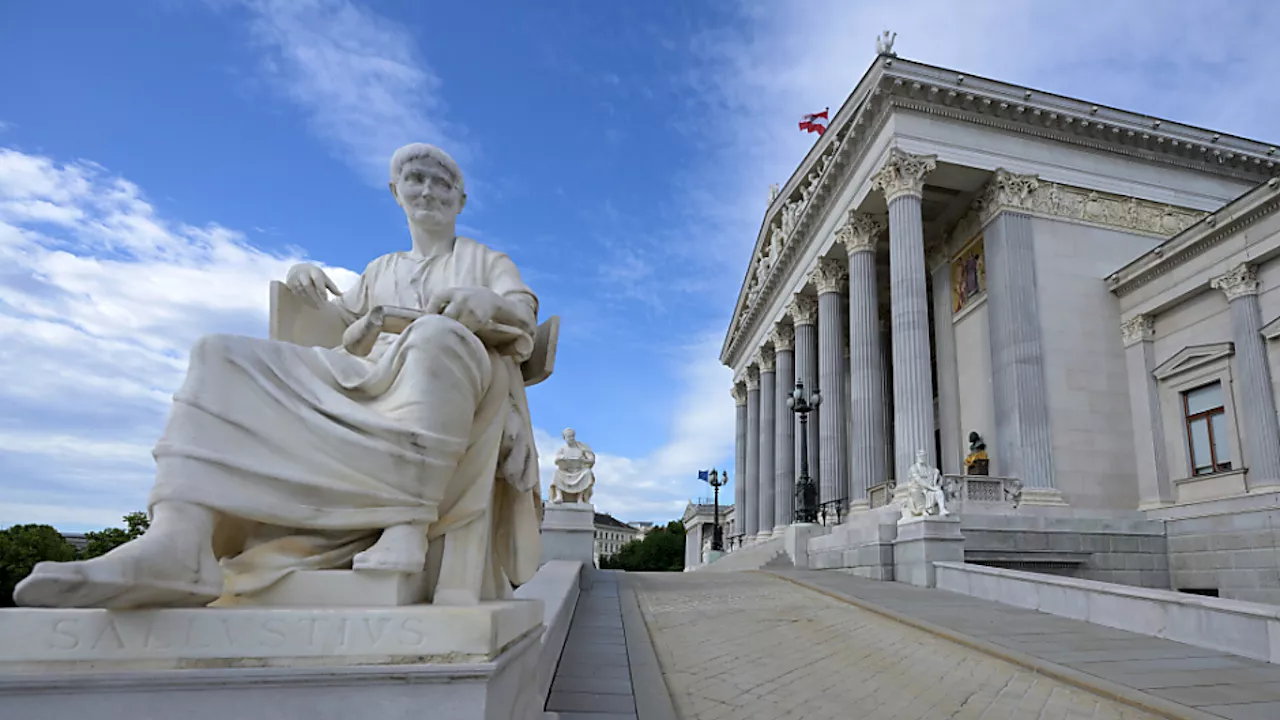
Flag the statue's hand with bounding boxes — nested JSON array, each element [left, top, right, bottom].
[[286, 263, 342, 308], [423, 287, 500, 333]]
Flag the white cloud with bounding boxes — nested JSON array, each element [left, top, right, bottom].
[[533, 333, 735, 524], [0, 147, 356, 531], [237, 0, 464, 182]]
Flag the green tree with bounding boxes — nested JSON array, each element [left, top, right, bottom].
[[80, 511, 150, 560], [600, 521, 685, 572], [0, 524, 77, 607]]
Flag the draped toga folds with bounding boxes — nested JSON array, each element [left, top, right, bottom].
[[149, 237, 542, 600]]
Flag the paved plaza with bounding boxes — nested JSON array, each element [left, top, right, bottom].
[[627, 571, 1269, 720]]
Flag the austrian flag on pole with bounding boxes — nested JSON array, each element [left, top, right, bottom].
[[799, 108, 828, 136]]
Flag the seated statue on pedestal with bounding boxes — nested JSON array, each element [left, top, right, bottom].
[[899, 449, 951, 521], [15, 144, 554, 609], [549, 428, 595, 504]]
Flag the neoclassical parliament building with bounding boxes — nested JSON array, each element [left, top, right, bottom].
[[687, 48, 1280, 605]]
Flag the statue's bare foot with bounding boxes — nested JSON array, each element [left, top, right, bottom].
[[352, 523, 427, 572], [14, 524, 221, 609]]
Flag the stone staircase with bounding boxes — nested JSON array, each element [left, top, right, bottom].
[[699, 536, 792, 572]]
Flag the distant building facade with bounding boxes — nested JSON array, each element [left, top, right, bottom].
[[593, 512, 640, 566]]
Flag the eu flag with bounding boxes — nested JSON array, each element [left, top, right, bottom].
[[697, 470, 709, 481]]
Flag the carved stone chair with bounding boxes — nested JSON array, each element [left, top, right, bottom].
[[250, 281, 559, 607], [268, 281, 560, 385]]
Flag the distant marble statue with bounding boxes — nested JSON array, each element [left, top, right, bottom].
[[550, 428, 596, 504], [964, 431, 990, 475], [15, 143, 550, 609], [768, 183, 780, 204], [900, 449, 950, 521], [875, 30, 897, 57]]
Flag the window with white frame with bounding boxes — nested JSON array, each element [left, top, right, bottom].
[[1182, 382, 1232, 476]]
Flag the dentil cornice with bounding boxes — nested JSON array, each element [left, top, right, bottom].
[[870, 148, 937, 203], [1120, 315, 1155, 347], [1211, 262, 1259, 301]]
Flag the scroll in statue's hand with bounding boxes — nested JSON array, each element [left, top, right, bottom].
[[285, 262, 342, 308], [341, 306, 425, 357], [424, 287, 502, 333]]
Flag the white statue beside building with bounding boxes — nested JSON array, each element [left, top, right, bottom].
[[549, 428, 596, 504]]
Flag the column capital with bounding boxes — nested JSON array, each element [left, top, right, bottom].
[[1211, 262, 1259, 301], [870, 148, 937, 203], [836, 212, 885, 256], [788, 293, 819, 326], [770, 322, 795, 352], [1120, 314, 1155, 347], [810, 257, 848, 295], [731, 382, 747, 405], [976, 169, 1041, 225], [757, 345, 776, 373], [745, 364, 761, 391]]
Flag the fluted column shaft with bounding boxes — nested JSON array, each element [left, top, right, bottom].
[[792, 297, 821, 500], [1121, 316, 1171, 506], [930, 255, 962, 474], [1213, 264, 1280, 484], [744, 369, 761, 538], [757, 351, 777, 538], [732, 384, 746, 541], [986, 211, 1055, 488], [772, 325, 796, 531], [815, 260, 849, 506], [841, 214, 888, 501], [886, 193, 936, 478]]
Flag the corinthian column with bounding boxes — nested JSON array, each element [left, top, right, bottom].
[[982, 173, 1058, 500], [1121, 315, 1172, 507], [838, 212, 888, 505], [789, 293, 821, 503], [871, 148, 938, 479], [1211, 264, 1280, 485], [770, 323, 795, 532], [744, 365, 761, 540], [731, 382, 746, 543], [812, 258, 849, 508], [756, 346, 777, 539]]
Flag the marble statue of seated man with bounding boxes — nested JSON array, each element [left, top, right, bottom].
[[549, 428, 595, 504], [15, 144, 544, 609], [899, 449, 950, 521]]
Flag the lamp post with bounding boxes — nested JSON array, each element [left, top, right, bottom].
[[701, 468, 727, 551], [787, 379, 821, 524]]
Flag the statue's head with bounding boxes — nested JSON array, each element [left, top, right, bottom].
[[915, 449, 927, 464], [562, 428, 575, 442], [389, 143, 466, 229]]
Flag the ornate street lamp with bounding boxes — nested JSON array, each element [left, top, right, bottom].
[[787, 379, 821, 524], [700, 468, 727, 551]]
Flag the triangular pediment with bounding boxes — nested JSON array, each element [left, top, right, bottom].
[[1262, 316, 1280, 341], [1153, 342, 1234, 380]]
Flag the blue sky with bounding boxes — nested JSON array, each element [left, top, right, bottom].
[[2, 0, 1279, 531]]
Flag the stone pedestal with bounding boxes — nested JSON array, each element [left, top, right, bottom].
[[540, 502, 596, 566], [893, 515, 964, 588], [219, 569, 430, 607], [783, 522, 827, 569], [0, 600, 545, 720]]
